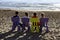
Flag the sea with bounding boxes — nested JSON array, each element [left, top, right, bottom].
[[0, 2, 60, 11]]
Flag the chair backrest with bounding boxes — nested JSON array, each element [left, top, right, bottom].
[[30, 18, 39, 26], [21, 18, 29, 23]]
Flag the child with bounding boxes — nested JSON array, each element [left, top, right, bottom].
[[40, 14, 49, 33], [30, 13, 40, 33], [11, 11, 22, 32], [21, 12, 30, 32]]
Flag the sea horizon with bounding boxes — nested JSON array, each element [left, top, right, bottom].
[[0, 1, 60, 11]]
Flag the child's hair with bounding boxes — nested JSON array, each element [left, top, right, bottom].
[[33, 13, 37, 16], [41, 14, 44, 17], [25, 12, 28, 16], [15, 11, 18, 14]]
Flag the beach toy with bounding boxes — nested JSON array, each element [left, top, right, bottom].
[[30, 18, 39, 33]]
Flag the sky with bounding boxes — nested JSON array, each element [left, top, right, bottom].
[[0, 0, 60, 3]]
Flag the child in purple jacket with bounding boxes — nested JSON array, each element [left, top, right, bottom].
[[40, 14, 49, 33], [11, 11, 22, 32]]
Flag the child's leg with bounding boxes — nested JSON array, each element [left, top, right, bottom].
[[40, 25, 43, 33], [30, 26, 35, 33], [36, 26, 39, 33], [22, 24, 25, 31], [27, 26, 30, 32], [46, 26, 49, 32], [17, 25, 20, 31], [11, 24, 16, 31]]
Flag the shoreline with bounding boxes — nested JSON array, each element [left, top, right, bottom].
[[0, 8, 60, 12]]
